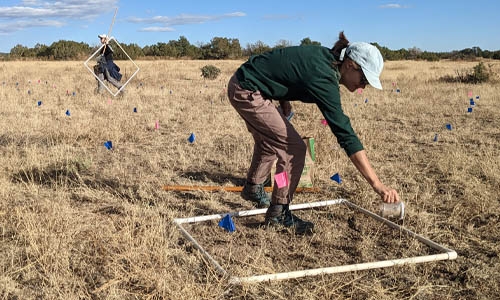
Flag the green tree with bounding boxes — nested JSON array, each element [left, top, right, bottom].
[[408, 46, 422, 60], [208, 37, 231, 59], [300, 37, 321, 46], [10, 44, 30, 57], [228, 38, 242, 58], [420, 51, 440, 61], [114, 43, 144, 60], [144, 44, 162, 57], [186, 44, 203, 59], [48, 40, 90, 60], [243, 41, 271, 56], [155, 42, 171, 57], [163, 41, 181, 57], [34, 43, 50, 58], [177, 36, 191, 57], [198, 37, 242, 59], [274, 39, 293, 49]]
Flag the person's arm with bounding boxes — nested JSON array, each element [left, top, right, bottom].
[[349, 150, 400, 203]]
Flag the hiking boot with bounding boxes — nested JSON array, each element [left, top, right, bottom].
[[241, 181, 270, 208], [265, 204, 314, 235]]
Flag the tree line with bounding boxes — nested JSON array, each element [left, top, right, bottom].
[[3, 36, 500, 61]]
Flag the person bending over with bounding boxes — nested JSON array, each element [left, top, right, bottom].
[[227, 32, 400, 235]]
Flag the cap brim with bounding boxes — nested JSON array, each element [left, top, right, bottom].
[[362, 67, 383, 90]]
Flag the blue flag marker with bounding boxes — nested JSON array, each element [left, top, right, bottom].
[[330, 173, 342, 184], [65, 109, 70, 116], [72, 92, 76, 96], [476, 96, 480, 99], [446, 123, 452, 130], [218, 214, 236, 233], [37, 101, 42, 106], [133, 107, 137, 113], [433, 134, 438, 142], [396, 89, 401, 93], [364, 98, 368, 103], [188, 133, 195, 143], [467, 107, 473, 113], [104, 141, 113, 150], [470, 100, 475, 106]]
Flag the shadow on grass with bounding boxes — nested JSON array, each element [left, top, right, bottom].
[[178, 170, 245, 186]]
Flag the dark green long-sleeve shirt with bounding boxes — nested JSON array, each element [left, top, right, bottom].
[[236, 45, 364, 156]]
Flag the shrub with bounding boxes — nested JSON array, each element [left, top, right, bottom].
[[440, 62, 493, 84], [470, 62, 491, 83], [200, 65, 221, 80]]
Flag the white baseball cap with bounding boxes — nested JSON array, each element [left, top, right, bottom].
[[98, 34, 108, 39], [345, 42, 384, 90]]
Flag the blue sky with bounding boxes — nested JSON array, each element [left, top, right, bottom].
[[1, 0, 499, 53]]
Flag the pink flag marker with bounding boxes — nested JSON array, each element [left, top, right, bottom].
[[321, 119, 328, 126], [468, 91, 473, 97], [107, 98, 112, 105], [274, 172, 289, 189], [155, 120, 160, 130], [357, 88, 363, 94]]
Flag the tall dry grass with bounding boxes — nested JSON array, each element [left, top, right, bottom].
[[0, 58, 499, 299]]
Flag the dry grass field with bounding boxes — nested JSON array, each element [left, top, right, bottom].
[[0, 58, 499, 299]]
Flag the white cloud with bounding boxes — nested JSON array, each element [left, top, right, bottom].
[[0, 0, 117, 33], [0, 0, 118, 18], [225, 12, 245, 17], [128, 11, 246, 31], [379, 3, 410, 9], [139, 26, 175, 32], [0, 19, 64, 34], [21, 0, 41, 4]]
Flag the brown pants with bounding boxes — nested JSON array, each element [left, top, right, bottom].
[[228, 74, 306, 205]]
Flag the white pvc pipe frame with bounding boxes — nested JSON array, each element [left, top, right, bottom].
[[83, 37, 140, 97], [173, 199, 458, 284]]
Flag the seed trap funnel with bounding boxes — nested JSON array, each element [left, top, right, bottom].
[[83, 37, 140, 97], [174, 199, 457, 284]]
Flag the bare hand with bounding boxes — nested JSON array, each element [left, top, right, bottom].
[[373, 183, 400, 203]]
